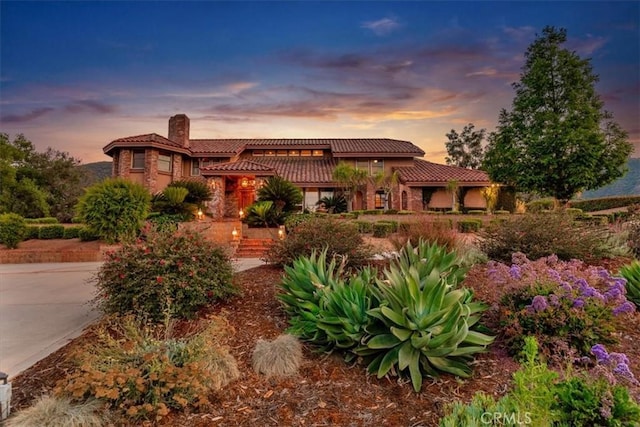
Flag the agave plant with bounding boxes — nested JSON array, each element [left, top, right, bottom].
[[277, 249, 345, 345], [620, 260, 640, 307], [316, 267, 378, 357], [356, 240, 494, 392]]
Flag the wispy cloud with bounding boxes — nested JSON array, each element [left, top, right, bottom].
[[65, 100, 117, 114], [0, 107, 55, 123], [361, 17, 401, 36]]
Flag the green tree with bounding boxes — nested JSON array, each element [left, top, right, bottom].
[[0, 133, 90, 221], [483, 26, 632, 204], [444, 123, 486, 169], [332, 161, 368, 210]]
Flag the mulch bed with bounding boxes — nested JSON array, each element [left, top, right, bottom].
[[9, 261, 640, 426]]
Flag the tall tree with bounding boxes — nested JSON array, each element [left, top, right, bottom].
[[483, 26, 632, 203], [332, 161, 368, 210], [445, 123, 486, 169]]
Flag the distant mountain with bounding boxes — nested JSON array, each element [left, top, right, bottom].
[[79, 161, 112, 183], [581, 158, 640, 199]]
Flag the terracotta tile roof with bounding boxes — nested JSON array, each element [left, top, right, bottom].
[[395, 159, 490, 185], [201, 160, 276, 174], [111, 133, 183, 148], [189, 139, 247, 155], [330, 139, 425, 157], [252, 158, 338, 185]]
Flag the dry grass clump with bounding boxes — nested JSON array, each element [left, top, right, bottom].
[[252, 334, 303, 377], [6, 396, 105, 427], [390, 217, 459, 251]]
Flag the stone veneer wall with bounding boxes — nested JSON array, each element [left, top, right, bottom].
[[144, 149, 159, 193], [206, 177, 225, 219]]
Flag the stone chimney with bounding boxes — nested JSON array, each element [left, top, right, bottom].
[[168, 114, 190, 148]]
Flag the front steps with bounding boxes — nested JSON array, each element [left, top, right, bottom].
[[234, 238, 274, 258]]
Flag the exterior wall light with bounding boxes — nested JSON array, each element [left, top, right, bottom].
[[239, 209, 244, 218], [278, 225, 286, 240], [197, 208, 204, 220], [232, 227, 239, 240]]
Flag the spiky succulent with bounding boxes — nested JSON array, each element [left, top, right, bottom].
[[356, 240, 494, 392], [619, 260, 640, 307]]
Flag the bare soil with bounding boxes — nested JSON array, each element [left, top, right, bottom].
[[7, 239, 640, 426]]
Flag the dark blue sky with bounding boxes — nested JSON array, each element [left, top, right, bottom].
[[1, 1, 638, 163]]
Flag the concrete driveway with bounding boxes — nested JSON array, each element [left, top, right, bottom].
[[0, 262, 102, 378], [0, 258, 264, 379]]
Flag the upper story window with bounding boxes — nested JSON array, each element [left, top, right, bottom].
[[277, 150, 288, 157], [371, 159, 384, 176], [131, 150, 145, 169], [300, 150, 312, 157], [355, 159, 368, 172], [158, 153, 172, 173], [289, 150, 300, 157], [312, 150, 324, 157], [191, 158, 225, 176], [253, 150, 264, 157]]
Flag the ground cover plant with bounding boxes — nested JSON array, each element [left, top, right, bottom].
[[94, 227, 237, 322]]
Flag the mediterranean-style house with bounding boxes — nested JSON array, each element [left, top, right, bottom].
[[104, 114, 491, 219]]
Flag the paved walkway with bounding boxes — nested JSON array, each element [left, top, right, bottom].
[[0, 259, 264, 378]]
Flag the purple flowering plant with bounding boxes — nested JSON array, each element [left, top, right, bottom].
[[492, 253, 635, 357]]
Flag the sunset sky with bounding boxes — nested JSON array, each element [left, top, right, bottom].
[[1, 1, 638, 164]]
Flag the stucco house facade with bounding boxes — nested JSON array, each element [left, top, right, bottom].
[[103, 114, 491, 219]]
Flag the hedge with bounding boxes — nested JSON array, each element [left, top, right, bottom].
[[377, 220, 398, 233], [372, 222, 393, 238], [457, 218, 483, 233], [569, 196, 640, 212], [494, 210, 510, 215], [24, 217, 59, 224], [26, 226, 40, 239], [78, 227, 100, 241], [38, 225, 65, 239], [526, 198, 555, 212], [466, 210, 486, 215], [384, 209, 398, 215], [363, 209, 384, 215], [63, 226, 84, 239], [353, 220, 373, 234]]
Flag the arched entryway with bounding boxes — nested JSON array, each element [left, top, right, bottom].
[[354, 191, 364, 210]]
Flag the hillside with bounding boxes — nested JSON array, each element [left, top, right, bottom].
[[79, 161, 112, 182], [581, 158, 640, 199]]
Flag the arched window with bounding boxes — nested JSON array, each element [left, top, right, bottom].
[[401, 191, 408, 210]]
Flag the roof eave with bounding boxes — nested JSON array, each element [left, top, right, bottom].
[[103, 141, 190, 156]]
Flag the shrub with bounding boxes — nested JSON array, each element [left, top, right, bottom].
[[146, 213, 183, 233], [0, 213, 28, 249], [38, 224, 65, 239], [353, 220, 373, 234], [480, 213, 621, 263], [151, 187, 196, 220], [390, 217, 458, 251], [372, 222, 392, 237], [494, 209, 510, 215], [457, 218, 482, 233], [257, 176, 303, 219], [94, 228, 237, 321], [252, 334, 303, 377], [625, 206, 640, 258], [619, 261, 640, 308], [24, 217, 59, 224], [62, 226, 84, 239], [284, 213, 314, 231], [570, 195, 640, 212], [338, 212, 357, 220], [56, 315, 239, 421], [363, 209, 383, 215], [397, 210, 415, 215], [75, 178, 151, 244], [264, 216, 373, 269], [78, 227, 99, 242], [26, 225, 40, 240], [167, 180, 213, 206], [466, 209, 486, 215], [565, 207, 584, 216], [526, 198, 555, 212], [6, 396, 105, 427], [384, 209, 398, 215], [355, 240, 494, 392], [489, 254, 635, 357], [377, 219, 398, 232]]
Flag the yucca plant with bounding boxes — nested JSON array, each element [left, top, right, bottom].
[[620, 260, 640, 307], [356, 240, 494, 392], [278, 249, 345, 345], [316, 267, 378, 357]]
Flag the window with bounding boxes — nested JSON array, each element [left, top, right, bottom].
[[191, 159, 200, 176], [371, 159, 384, 176], [158, 153, 172, 173], [264, 150, 276, 156], [277, 150, 288, 157], [289, 150, 300, 156], [131, 150, 145, 169], [312, 150, 324, 157], [374, 190, 386, 209], [253, 150, 264, 157], [300, 150, 312, 157], [355, 159, 369, 173]]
